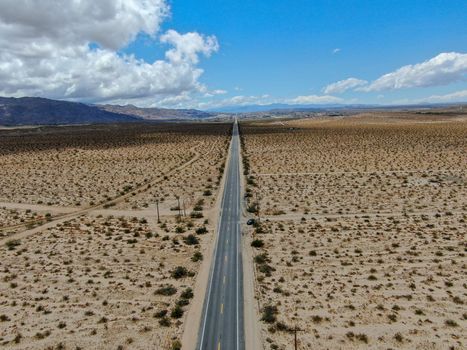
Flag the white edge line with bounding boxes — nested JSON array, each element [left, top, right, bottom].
[[199, 122, 234, 349]]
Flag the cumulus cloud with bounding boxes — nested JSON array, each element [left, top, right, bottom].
[[0, 0, 219, 104], [288, 95, 344, 104], [364, 52, 467, 91], [0, 0, 168, 50], [323, 78, 368, 94], [161, 30, 218, 64], [325, 53, 467, 95]]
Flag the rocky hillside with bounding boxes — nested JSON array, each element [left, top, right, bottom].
[[0, 97, 141, 126]]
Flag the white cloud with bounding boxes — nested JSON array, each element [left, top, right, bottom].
[[333, 48, 341, 54], [161, 30, 218, 65], [323, 78, 368, 94], [364, 52, 467, 91], [197, 95, 272, 110], [324, 52, 467, 95], [195, 93, 345, 110], [288, 95, 344, 105], [416, 89, 467, 104], [222, 95, 270, 106], [203, 89, 228, 97], [0, 0, 218, 104], [0, 0, 169, 50], [211, 89, 228, 95]]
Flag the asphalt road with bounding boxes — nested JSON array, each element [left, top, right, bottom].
[[197, 120, 244, 350]]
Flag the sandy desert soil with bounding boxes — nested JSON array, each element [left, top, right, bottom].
[[0, 124, 228, 208], [240, 113, 467, 350], [0, 208, 42, 229], [0, 122, 231, 349]]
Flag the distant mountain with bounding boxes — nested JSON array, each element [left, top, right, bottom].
[[0, 97, 141, 126], [0, 97, 217, 126], [98, 104, 215, 120], [208, 103, 349, 113], [208, 102, 467, 114]]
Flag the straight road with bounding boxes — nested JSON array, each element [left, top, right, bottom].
[[197, 120, 244, 350]]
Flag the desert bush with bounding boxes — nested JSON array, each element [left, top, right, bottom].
[[196, 226, 208, 235], [155, 285, 177, 296], [158, 317, 171, 327], [177, 298, 190, 307], [255, 253, 268, 264], [251, 239, 264, 248], [445, 319, 458, 327], [183, 234, 199, 245], [258, 263, 274, 276], [192, 251, 203, 262], [175, 226, 185, 233], [247, 203, 259, 214], [261, 305, 278, 323], [171, 266, 188, 279], [311, 315, 323, 324], [171, 305, 184, 319], [5, 239, 21, 250], [171, 340, 182, 350], [154, 310, 168, 318], [190, 211, 203, 218], [356, 333, 368, 343]]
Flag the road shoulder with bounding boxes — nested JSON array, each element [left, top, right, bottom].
[[239, 125, 264, 350]]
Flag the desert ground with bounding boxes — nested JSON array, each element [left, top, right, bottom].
[[0, 123, 231, 349], [240, 112, 467, 350]]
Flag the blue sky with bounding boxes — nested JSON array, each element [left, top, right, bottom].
[[0, 0, 466, 108], [162, 0, 467, 107]]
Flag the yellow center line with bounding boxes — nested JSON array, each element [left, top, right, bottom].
[[224, 255, 227, 262], [223, 275, 226, 284], [218, 341, 221, 350], [220, 303, 224, 314]]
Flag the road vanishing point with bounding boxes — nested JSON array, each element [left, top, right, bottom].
[[197, 120, 245, 350]]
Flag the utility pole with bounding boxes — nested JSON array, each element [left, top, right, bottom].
[[292, 300, 302, 350], [293, 325, 303, 350], [294, 325, 298, 350], [155, 199, 160, 223]]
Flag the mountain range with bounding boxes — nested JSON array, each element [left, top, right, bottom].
[[0, 97, 139, 126], [0, 97, 215, 126], [1, 96, 465, 126]]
